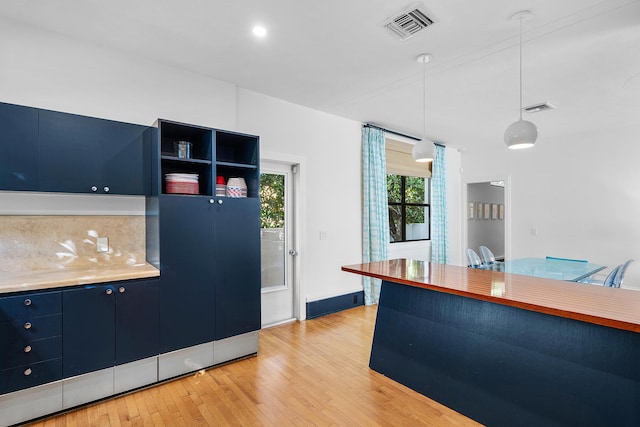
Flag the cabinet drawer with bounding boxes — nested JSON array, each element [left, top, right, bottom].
[[0, 291, 62, 321], [0, 358, 62, 395], [0, 314, 62, 344], [0, 336, 62, 370]]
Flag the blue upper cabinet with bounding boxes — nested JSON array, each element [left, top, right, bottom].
[[39, 109, 150, 195], [0, 102, 39, 191]]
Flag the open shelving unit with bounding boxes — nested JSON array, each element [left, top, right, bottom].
[[156, 121, 259, 198], [158, 120, 213, 196]]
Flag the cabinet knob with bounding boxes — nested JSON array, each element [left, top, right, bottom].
[[217, 199, 224, 205], [119, 287, 125, 294], [24, 368, 32, 376], [91, 186, 98, 192], [24, 322, 32, 330], [209, 199, 214, 204], [24, 345, 32, 353], [24, 298, 32, 306], [106, 288, 113, 295], [104, 186, 110, 193]]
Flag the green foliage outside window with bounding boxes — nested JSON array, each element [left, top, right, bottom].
[[388, 174, 429, 242], [260, 173, 285, 228]]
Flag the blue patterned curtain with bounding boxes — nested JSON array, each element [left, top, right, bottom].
[[431, 144, 448, 264], [361, 126, 389, 305]]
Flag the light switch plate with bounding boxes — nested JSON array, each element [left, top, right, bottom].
[[97, 237, 109, 253]]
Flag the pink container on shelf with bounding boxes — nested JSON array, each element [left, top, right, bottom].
[[165, 173, 199, 195]]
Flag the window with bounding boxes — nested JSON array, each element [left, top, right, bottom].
[[388, 174, 430, 243]]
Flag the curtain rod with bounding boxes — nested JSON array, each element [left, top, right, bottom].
[[363, 123, 420, 141], [363, 123, 445, 147]]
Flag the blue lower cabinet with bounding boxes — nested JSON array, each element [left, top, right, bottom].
[[159, 196, 215, 353], [62, 279, 160, 378], [63, 284, 116, 377], [0, 359, 62, 395], [213, 198, 261, 340], [115, 279, 159, 365], [0, 290, 63, 395]]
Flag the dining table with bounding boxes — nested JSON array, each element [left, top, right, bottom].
[[479, 257, 606, 282]]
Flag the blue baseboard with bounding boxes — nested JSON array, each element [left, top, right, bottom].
[[306, 291, 364, 319]]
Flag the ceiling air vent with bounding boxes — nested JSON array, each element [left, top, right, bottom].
[[383, 4, 435, 41], [523, 102, 556, 113]]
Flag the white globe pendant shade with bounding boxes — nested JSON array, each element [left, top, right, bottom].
[[412, 138, 434, 162], [504, 119, 538, 149]]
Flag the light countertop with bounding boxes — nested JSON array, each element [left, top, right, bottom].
[[0, 263, 160, 294]]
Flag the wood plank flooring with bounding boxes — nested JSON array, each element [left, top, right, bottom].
[[27, 306, 482, 426]]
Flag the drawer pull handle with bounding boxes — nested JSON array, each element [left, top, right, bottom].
[[24, 368, 32, 376], [119, 287, 125, 294], [91, 186, 98, 192], [106, 288, 113, 295], [104, 186, 110, 193], [24, 322, 32, 330], [24, 345, 32, 353], [24, 298, 32, 306]]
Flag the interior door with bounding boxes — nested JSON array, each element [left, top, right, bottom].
[[260, 161, 295, 327]]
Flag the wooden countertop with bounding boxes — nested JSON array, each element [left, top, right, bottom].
[[0, 263, 160, 294], [342, 259, 640, 333]]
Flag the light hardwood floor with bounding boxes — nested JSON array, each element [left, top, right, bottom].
[[28, 306, 482, 426]]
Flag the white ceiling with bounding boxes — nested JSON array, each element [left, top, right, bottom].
[[2, 0, 639, 150]]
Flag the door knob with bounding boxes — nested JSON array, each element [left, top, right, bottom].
[[289, 249, 298, 256], [119, 287, 125, 294], [106, 288, 113, 295], [103, 186, 110, 193], [91, 186, 98, 192]]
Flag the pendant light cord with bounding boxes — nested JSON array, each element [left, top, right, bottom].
[[423, 57, 427, 137], [519, 17, 523, 121]]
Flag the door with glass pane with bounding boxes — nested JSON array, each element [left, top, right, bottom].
[[260, 161, 295, 327]]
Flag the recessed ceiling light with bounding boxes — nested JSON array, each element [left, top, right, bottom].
[[253, 26, 267, 37]]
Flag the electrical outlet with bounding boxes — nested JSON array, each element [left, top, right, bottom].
[[97, 237, 109, 253]]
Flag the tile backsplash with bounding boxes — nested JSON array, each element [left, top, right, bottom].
[[0, 216, 146, 272]]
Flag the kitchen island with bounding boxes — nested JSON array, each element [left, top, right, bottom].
[[342, 259, 640, 427]]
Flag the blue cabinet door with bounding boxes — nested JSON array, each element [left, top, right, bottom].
[[159, 196, 215, 352], [115, 279, 159, 364], [0, 102, 39, 190], [63, 284, 116, 377], [39, 109, 103, 194], [99, 119, 150, 195], [38, 109, 149, 195], [214, 198, 261, 340]]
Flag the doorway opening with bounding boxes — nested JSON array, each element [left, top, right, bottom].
[[260, 160, 299, 327], [463, 177, 510, 265]]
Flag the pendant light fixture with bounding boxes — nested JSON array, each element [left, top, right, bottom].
[[504, 10, 538, 150], [412, 53, 434, 162]]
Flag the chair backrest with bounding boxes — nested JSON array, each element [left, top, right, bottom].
[[545, 256, 588, 263], [466, 248, 483, 268], [603, 265, 621, 287], [613, 259, 634, 288], [479, 246, 496, 264]]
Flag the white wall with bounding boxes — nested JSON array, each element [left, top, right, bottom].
[[236, 89, 362, 303], [0, 17, 237, 129], [462, 125, 640, 290]]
